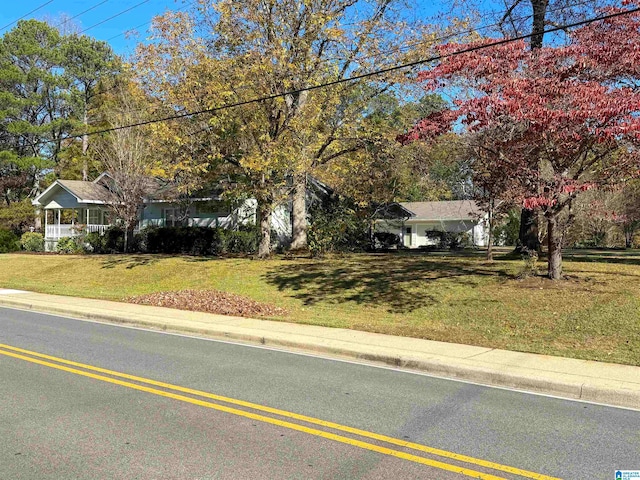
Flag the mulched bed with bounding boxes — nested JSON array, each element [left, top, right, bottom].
[[126, 289, 288, 318]]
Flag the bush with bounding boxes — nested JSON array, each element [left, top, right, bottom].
[[56, 236, 82, 254], [424, 230, 471, 250], [81, 225, 261, 256], [20, 232, 44, 252], [308, 201, 370, 256], [84, 231, 104, 253], [373, 231, 400, 249], [103, 227, 124, 253], [222, 225, 260, 254], [137, 225, 259, 256], [0, 228, 20, 253], [494, 209, 521, 246]]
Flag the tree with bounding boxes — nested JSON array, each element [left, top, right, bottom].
[[93, 85, 156, 253], [465, 130, 516, 261], [0, 21, 121, 234], [318, 93, 456, 206], [619, 181, 640, 248], [136, 0, 443, 256], [62, 34, 121, 181], [0, 21, 70, 203], [449, 0, 615, 252], [403, 3, 640, 279]]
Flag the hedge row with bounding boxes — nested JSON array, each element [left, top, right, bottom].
[[85, 225, 261, 255]]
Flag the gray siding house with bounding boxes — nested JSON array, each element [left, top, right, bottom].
[[376, 200, 488, 247], [32, 173, 290, 251]]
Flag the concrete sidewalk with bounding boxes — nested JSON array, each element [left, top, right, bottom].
[[1, 289, 639, 410]]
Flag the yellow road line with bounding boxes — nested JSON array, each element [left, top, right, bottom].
[[0, 347, 505, 480], [0, 343, 561, 480]]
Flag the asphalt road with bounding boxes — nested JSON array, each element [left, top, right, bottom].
[[1, 307, 638, 480]]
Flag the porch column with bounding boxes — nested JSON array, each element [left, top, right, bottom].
[[44, 210, 48, 238], [57, 209, 61, 238]]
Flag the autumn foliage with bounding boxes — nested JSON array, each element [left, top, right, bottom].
[[403, 2, 640, 278]]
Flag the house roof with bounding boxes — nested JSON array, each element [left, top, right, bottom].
[[33, 173, 225, 207], [400, 200, 484, 221], [57, 180, 113, 203]]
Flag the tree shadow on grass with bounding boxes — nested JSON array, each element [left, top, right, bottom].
[[563, 251, 640, 267], [99, 255, 161, 270], [263, 254, 514, 314]]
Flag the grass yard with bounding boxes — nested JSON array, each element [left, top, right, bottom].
[[1, 249, 639, 365]]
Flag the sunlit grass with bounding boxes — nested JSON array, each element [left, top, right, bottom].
[[1, 249, 639, 365]]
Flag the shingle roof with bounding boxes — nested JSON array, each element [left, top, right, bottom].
[[58, 180, 113, 203], [400, 200, 484, 221]]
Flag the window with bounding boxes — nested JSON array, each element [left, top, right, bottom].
[[88, 209, 101, 225], [163, 208, 177, 227]]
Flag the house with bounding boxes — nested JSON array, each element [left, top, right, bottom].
[[375, 200, 488, 248], [31, 173, 291, 251]]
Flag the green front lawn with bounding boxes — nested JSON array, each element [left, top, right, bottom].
[[1, 249, 639, 365]]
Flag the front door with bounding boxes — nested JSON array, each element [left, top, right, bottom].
[[404, 227, 412, 247], [163, 208, 177, 227]]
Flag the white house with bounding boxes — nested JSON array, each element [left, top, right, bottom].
[[32, 173, 291, 251], [376, 200, 489, 248]]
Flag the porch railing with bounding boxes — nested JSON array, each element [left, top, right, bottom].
[[45, 224, 110, 239]]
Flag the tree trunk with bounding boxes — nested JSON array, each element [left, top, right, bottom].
[[290, 172, 307, 250], [258, 201, 272, 259], [547, 216, 563, 280], [486, 208, 494, 261], [123, 227, 129, 254], [82, 107, 89, 181], [515, 0, 548, 252], [516, 208, 540, 253], [530, 0, 550, 49]]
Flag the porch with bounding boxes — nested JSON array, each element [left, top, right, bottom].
[[44, 208, 112, 241]]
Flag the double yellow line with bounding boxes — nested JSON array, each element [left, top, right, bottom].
[[0, 342, 560, 480]]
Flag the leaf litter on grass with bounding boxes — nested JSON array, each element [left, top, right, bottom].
[[126, 289, 288, 318]]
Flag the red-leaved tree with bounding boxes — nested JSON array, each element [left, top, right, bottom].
[[402, 2, 640, 279]]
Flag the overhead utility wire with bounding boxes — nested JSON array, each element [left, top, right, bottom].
[[0, 0, 54, 32], [106, 0, 195, 41], [104, 0, 585, 124], [58, 0, 110, 29], [79, 0, 151, 35], [41, 6, 640, 144], [338, 0, 600, 66], [182, 0, 602, 139], [95, 0, 595, 110]]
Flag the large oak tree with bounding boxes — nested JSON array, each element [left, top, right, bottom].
[[135, 0, 442, 257]]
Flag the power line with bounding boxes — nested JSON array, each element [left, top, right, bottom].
[[106, 0, 195, 42], [79, 0, 151, 35], [329, 0, 600, 66], [58, 0, 110, 29], [24, 5, 638, 148], [92, 0, 592, 108], [0, 0, 54, 32], [72, 7, 639, 139]]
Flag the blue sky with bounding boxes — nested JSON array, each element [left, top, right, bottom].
[[0, 0, 458, 57], [0, 0, 186, 55]]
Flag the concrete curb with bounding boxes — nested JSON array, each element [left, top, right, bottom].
[[1, 296, 638, 410]]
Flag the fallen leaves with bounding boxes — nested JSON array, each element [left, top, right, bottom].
[[126, 289, 287, 318]]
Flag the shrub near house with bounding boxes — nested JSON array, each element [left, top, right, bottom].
[[0, 229, 20, 253], [20, 232, 44, 252]]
